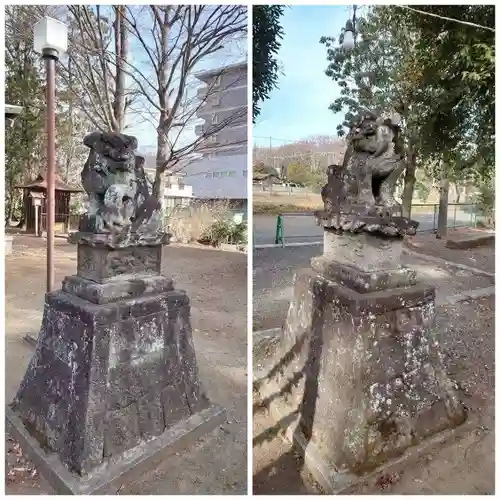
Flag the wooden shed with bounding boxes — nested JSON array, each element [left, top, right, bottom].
[[15, 173, 82, 234]]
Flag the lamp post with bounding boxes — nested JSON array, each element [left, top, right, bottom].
[[33, 17, 68, 293], [341, 5, 357, 50]]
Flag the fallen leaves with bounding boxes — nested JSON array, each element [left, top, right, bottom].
[[6, 438, 39, 486]]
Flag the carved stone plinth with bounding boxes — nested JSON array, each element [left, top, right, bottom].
[[8, 239, 225, 493], [76, 243, 162, 282], [258, 229, 467, 491]]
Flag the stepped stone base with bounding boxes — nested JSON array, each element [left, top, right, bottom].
[[8, 241, 224, 493], [6, 405, 225, 494], [259, 249, 467, 482]]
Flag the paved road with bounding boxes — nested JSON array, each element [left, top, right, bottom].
[[253, 246, 493, 332], [254, 209, 476, 246]]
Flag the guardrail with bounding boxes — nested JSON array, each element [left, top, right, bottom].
[[273, 203, 488, 246]]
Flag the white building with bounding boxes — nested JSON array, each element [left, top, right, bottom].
[[184, 61, 248, 201], [142, 154, 194, 210]]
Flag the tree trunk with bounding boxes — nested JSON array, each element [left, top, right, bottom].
[[401, 148, 417, 218], [436, 162, 449, 239], [453, 182, 461, 203], [153, 167, 163, 200], [154, 109, 170, 200]]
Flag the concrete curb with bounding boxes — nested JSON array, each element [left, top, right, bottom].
[[403, 248, 495, 278], [254, 241, 322, 249], [170, 242, 247, 254], [436, 286, 495, 306]]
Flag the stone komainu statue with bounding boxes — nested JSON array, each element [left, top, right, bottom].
[[79, 131, 162, 238], [322, 110, 406, 217]]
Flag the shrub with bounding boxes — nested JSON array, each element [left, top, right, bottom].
[[165, 201, 247, 246], [165, 201, 231, 244], [200, 219, 247, 246]]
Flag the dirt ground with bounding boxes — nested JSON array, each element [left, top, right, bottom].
[[253, 240, 495, 495], [5, 236, 248, 495], [405, 228, 495, 273]]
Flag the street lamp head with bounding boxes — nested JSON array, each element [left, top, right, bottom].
[[342, 20, 355, 50], [33, 16, 68, 59]]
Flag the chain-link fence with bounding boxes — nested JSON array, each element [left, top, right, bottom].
[[410, 203, 492, 233], [269, 203, 491, 247]]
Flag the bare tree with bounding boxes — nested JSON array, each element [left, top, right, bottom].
[[121, 5, 247, 196], [7, 5, 248, 200], [62, 5, 133, 132]]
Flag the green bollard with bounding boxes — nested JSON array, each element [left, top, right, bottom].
[[275, 214, 284, 246]]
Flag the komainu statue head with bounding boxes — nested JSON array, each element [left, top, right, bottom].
[[76, 132, 164, 246]]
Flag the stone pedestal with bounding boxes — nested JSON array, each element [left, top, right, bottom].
[[7, 237, 225, 494], [258, 226, 466, 491]]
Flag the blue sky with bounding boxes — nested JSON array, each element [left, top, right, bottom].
[[253, 5, 350, 147], [121, 6, 247, 154]]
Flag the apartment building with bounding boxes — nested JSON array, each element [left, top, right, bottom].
[[184, 61, 248, 201], [142, 154, 194, 210]]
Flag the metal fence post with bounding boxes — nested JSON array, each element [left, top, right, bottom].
[[275, 214, 284, 246], [433, 204, 437, 233], [453, 204, 457, 228], [281, 215, 285, 248]]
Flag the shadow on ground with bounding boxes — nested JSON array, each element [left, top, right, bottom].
[[252, 285, 325, 494]]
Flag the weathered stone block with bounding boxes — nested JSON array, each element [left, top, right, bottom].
[[104, 404, 141, 458], [311, 256, 416, 293], [261, 267, 466, 475], [10, 285, 211, 476], [62, 274, 174, 304], [161, 385, 191, 428], [445, 233, 494, 249], [137, 392, 166, 440], [7, 131, 224, 493], [323, 230, 404, 272], [77, 244, 162, 283]]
